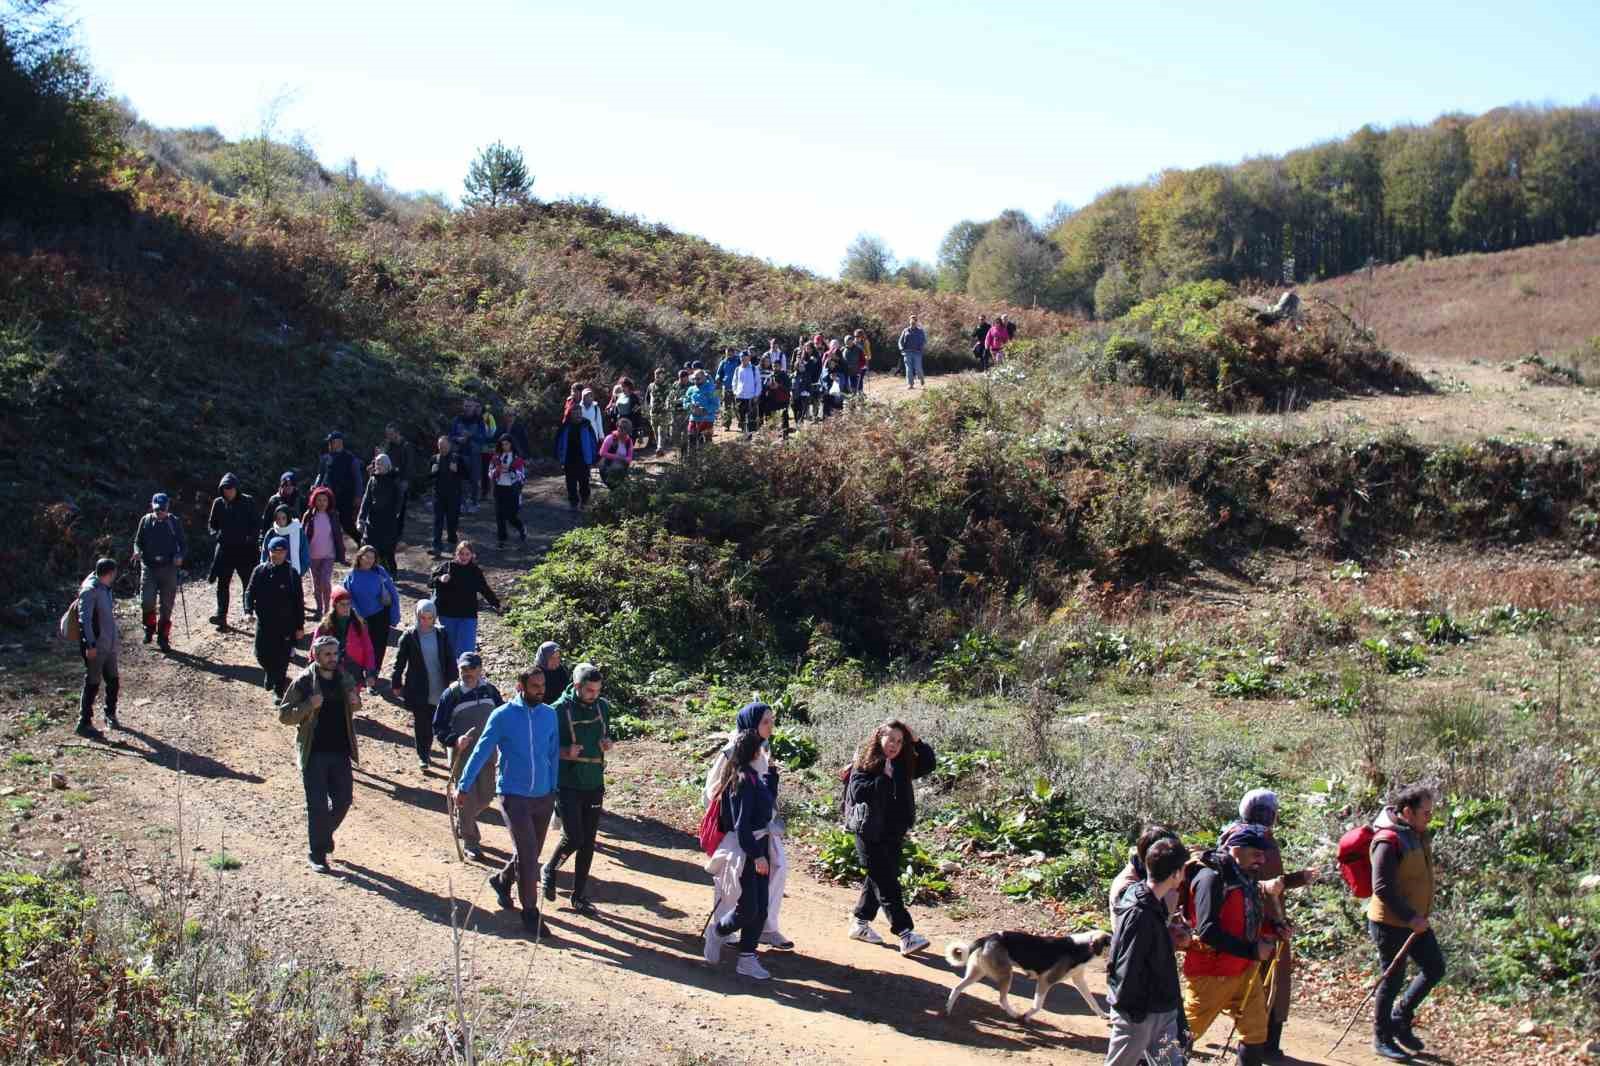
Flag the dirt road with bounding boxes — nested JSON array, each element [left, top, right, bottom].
[[29, 466, 1390, 1066]]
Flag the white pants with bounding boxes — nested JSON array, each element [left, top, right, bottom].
[[707, 832, 787, 934]]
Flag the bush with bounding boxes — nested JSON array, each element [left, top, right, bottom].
[[812, 829, 951, 903]]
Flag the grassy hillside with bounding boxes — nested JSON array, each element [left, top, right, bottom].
[[0, 147, 1076, 608], [1305, 234, 1600, 364]]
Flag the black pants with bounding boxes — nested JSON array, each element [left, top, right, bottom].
[[373, 541, 398, 576], [301, 750, 353, 860], [853, 832, 913, 935], [396, 480, 410, 541], [433, 493, 460, 551], [564, 463, 592, 506], [494, 484, 525, 541], [333, 491, 361, 541], [362, 610, 391, 676], [255, 624, 296, 697], [79, 648, 119, 727], [546, 786, 603, 899], [737, 397, 759, 432], [1369, 921, 1446, 1032], [407, 700, 435, 761], [715, 846, 770, 953], [213, 545, 256, 617]]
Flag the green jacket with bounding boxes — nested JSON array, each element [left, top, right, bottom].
[[278, 665, 363, 770], [551, 684, 611, 791]]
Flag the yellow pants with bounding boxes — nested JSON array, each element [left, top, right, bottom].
[[1184, 964, 1268, 1046]]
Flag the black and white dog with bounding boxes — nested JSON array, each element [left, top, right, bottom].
[[944, 930, 1113, 1021]]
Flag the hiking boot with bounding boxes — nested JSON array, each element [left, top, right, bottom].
[[1389, 1016, 1425, 1054], [1372, 1033, 1412, 1062], [1262, 1017, 1284, 1061], [898, 931, 930, 956], [143, 626, 155, 644], [570, 896, 597, 917], [520, 909, 549, 939], [489, 875, 514, 910], [735, 954, 771, 981], [759, 929, 795, 950], [1235, 1045, 1266, 1066], [847, 920, 884, 944], [74, 720, 104, 741], [105, 711, 120, 730]]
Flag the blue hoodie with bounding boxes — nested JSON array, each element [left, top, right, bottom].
[[341, 565, 401, 624], [457, 696, 560, 799], [716, 355, 739, 389], [683, 382, 720, 418]]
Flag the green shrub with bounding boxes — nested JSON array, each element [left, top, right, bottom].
[[769, 728, 818, 770], [812, 829, 950, 903], [1362, 636, 1427, 675]]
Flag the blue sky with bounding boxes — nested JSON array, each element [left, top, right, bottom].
[[68, 0, 1598, 276]]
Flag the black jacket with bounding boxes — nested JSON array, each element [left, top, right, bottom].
[[431, 449, 468, 502], [1107, 880, 1182, 1021], [845, 739, 937, 842], [384, 438, 413, 482], [316, 450, 365, 502], [390, 624, 459, 710], [244, 560, 304, 631], [209, 493, 259, 550], [260, 490, 303, 538], [428, 560, 500, 618], [358, 471, 403, 547]]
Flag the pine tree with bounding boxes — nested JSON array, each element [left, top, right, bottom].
[[463, 141, 533, 209]]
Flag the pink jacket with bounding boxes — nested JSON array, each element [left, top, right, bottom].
[[985, 322, 1010, 352], [599, 432, 634, 464]]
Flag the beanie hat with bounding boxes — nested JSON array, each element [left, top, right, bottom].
[[279, 470, 297, 485], [326, 431, 344, 443], [267, 536, 289, 553], [415, 599, 438, 618], [150, 493, 170, 509], [331, 586, 351, 602]]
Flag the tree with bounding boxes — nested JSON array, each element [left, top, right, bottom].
[[894, 259, 937, 290], [966, 225, 1061, 306], [840, 233, 894, 283], [935, 219, 987, 291], [463, 140, 533, 208]]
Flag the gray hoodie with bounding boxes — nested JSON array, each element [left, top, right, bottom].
[[77, 575, 118, 653]]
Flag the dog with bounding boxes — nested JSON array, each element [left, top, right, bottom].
[[944, 930, 1112, 1022]]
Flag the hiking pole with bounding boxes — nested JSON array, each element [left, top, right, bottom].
[[1220, 946, 1278, 1059], [1329, 930, 1419, 1055], [176, 570, 192, 641]]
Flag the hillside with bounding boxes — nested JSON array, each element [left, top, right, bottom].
[[1305, 234, 1600, 363], [0, 151, 1076, 607]]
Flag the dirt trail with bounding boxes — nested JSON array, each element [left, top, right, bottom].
[[44, 464, 1387, 1066]]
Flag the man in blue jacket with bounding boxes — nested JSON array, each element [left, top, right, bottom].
[[715, 348, 740, 431], [314, 432, 365, 540], [456, 666, 560, 936]]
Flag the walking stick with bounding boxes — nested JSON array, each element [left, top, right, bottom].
[[176, 570, 192, 641], [446, 744, 466, 863], [1221, 946, 1280, 1059], [1329, 930, 1420, 1055]]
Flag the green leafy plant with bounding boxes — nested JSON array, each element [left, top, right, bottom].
[[1362, 636, 1427, 675], [769, 728, 818, 770]]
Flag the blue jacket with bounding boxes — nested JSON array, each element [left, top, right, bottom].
[[451, 414, 489, 450], [554, 421, 598, 467], [341, 566, 401, 625], [683, 382, 720, 418], [716, 356, 739, 389], [724, 765, 778, 861], [133, 511, 187, 563], [457, 697, 560, 798], [898, 325, 926, 353]]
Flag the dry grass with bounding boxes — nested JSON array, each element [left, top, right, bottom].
[[1305, 236, 1600, 361]]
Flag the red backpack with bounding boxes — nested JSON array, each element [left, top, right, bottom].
[[697, 796, 726, 856], [1336, 824, 1399, 897]]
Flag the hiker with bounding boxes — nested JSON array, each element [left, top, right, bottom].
[[383, 423, 414, 541], [342, 545, 400, 678], [971, 316, 992, 369], [429, 539, 498, 655], [796, 344, 823, 422], [316, 587, 376, 689], [207, 473, 258, 631], [449, 398, 487, 513], [984, 314, 1010, 367], [732, 350, 762, 433], [357, 453, 404, 575], [598, 418, 635, 487], [1221, 790, 1318, 1061], [704, 702, 793, 952], [649, 364, 675, 451], [278, 634, 362, 873], [841, 333, 867, 405], [1110, 825, 1189, 926], [843, 719, 937, 954], [715, 348, 740, 431], [1367, 784, 1444, 1061], [542, 662, 614, 915], [1003, 314, 1018, 340], [536, 640, 570, 700], [489, 435, 528, 546], [75, 558, 121, 739], [607, 377, 645, 441], [390, 600, 457, 772], [433, 651, 504, 861], [430, 435, 467, 557], [456, 666, 561, 937], [131, 492, 186, 651], [476, 399, 500, 503], [260, 471, 302, 542], [301, 486, 346, 618], [762, 356, 793, 434], [852, 328, 873, 396], [556, 397, 599, 509], [818, 358, 846, 419], [682, 370, 719, 453], [1106, 836, 1192, 1066], [314, 431, 365, 540], [578, 388, 605, 445], [1181, 824, 1281, 1066], [663, 368, 691, 454], [245, 536, 307, 697], [703, 728, 779, 980], [898, 314, 927, 389]]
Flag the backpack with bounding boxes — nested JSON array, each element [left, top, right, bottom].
[[699, 769, 747, 856], [1337, 824, 1400, 897], [839, 764, 870, 833], [58, 599, 82, 644]]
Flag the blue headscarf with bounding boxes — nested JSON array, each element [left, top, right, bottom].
[[735, 701, 770, 734]]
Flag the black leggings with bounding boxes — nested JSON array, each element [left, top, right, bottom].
[[494, 484, 525, 540], [564, 464, 592, 506], [546, 786, 603, 898], [408, 701, 434, 761], [363, 610, 391, 676], [853, 833, 913, 934], [715, 848, 770, 954]]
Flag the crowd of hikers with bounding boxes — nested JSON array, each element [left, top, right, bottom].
[[65, 313, 1445, 1062]]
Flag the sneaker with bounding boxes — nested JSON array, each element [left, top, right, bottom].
[[464, 844, 484, 862], [418, 760, 430, 774], [847, 920, 884, 945], [308, 854, 332, 874], [1389, 1017, 1425, 1054], [489, 875, 513, 910], [898, 931, 930, 956], [703, 926, 724, 964], [105, 712, 121, 731], [540, 865, 556, 901], [759, 930, 795, 950], [735, 954, 771, 981], [570, 896, 598, 917], [1372, 1034, 1412, 1062], [73, 721, 104, 741], [520, 909, 549, 939]]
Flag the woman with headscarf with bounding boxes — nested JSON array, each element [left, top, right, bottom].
[[536, 641, 570, 700], [702, 727, 779, 981], [390, 599, 458, 772], [703, 702, 794, 957], [358, 453, 404, 574]]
